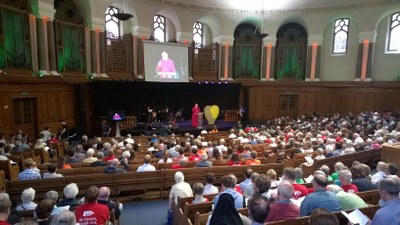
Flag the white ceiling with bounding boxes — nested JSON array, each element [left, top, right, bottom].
[[158, 0, 378, 11]]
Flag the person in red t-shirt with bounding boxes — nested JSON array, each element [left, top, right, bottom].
[[188, 148, 201, 162], [339, 170, 359, 193], [227, 153, 242, 166], [75, 186, 110, 225], [283, 167, 309, 199]]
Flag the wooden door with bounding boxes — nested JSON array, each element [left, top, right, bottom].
[[13, 98, 37, 139], [279, 95, 298, 118]]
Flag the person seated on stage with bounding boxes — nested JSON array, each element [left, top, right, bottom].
[[245, 151, 261, 165], [188, 148, 201, 162], [136, 155, 156, 172], [210, 125, 218, 133], [195, 154, 213, 167], [191, 183, 209, 204]]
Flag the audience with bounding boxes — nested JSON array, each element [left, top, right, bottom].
[[208, 193, 247, 225], [16, 188, 37, 211], [75, 186, 109, 225], [43, 164, 63, 179], [247, 193, 270, 225], [98, 186, 121, 220], [0, 193, 12, 225], [57, 183, 79, 208], [282, 167, 308, 199], [266, 181, 300, 222], [239, 168, 253, 191], [191, 183, 209, 204], [326, 185, 367, 210], [214, 175, 243, 209], [18, 158, 41, 181], [309, 208, 339, 225], [300, 173, 341, 216], [169, 172, 193, 208], [35, 199, 55, 225], [203, 173, 219, 195], [136, 155, 156, 172], [371, 177, 400, 225], [339, 170, 358, 193]]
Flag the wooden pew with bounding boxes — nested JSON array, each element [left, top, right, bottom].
[[356, 189, 380, 205], [0, 170, 5, 191], [183, 202, 213, 224], [115, 170, 163, 201], [0, 160, 20, 181], [301, 149, 382, 177], [193, 207, 248, 225], [7, 177, 66, 204]]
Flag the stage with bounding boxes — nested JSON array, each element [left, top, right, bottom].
[[122, 120, 238, 137]]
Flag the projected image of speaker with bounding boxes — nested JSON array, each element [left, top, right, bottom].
[[143, 41, 189, 82]]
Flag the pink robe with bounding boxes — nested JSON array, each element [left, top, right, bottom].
[[191, 106, 201, 127]]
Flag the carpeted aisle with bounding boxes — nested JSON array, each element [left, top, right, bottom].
[[121, 200, 170, 225]]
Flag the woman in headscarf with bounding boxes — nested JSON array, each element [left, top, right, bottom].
[[208, 193, 246, 225]]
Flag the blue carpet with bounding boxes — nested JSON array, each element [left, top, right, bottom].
[[121, 200, 169, 225]]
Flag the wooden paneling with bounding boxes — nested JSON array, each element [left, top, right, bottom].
[[0, 84, 76, 139], [246, 83, 400, 120]]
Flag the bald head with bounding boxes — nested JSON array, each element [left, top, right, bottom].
[[98, 186, 110, 200], [313, 173, 328, 189]]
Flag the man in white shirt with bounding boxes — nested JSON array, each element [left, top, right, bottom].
[[136, 155, 156, 172]]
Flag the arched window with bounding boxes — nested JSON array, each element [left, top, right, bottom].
[[105, 6, 120, 44], [387, 12, 400, 53], [332, 18, 349, 54], [154, 15, 165, 42], [193, 21, 203, 52]]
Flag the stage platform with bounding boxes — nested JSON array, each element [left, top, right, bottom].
[[123, 120, 238, 137]]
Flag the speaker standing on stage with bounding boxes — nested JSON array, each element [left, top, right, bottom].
[[191, 103, 201, 128]]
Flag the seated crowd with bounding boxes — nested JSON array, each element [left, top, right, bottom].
[[0, 111, 399, 224]]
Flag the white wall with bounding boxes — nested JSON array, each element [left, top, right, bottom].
[[36, 0, 400, 81]]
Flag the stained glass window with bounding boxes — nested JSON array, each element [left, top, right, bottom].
[[193, 22, 203, 53], [105, 6, 120, 45]]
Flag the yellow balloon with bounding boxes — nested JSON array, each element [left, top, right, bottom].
[[210, 105, 220, 119]]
